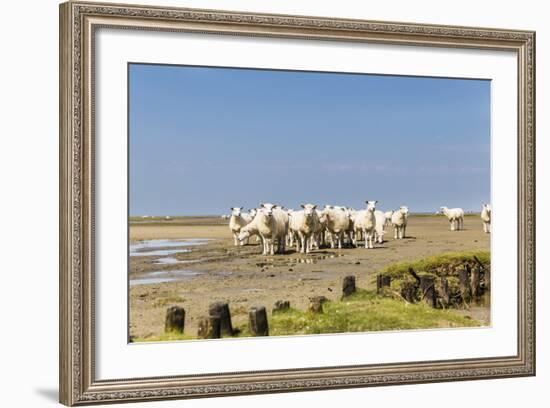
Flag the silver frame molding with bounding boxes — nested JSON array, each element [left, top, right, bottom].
[[59, 1, 536, 405]]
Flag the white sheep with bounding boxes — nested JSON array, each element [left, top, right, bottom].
[[374, 210, 387, 244], [288, 204, 319, 253], [237, 215, 264, 248], [391, 206, 409, 239], [481, 203, 491, 233], [255, 203, 289, 255], [343, 207, 357, 247], [439, 206, 464, 231], [313, 209, 328, 249], [383, 210, 394, 228], [229, 207, 252, 246], [323, 205, 350, 249], [353, 200, 377, 248]]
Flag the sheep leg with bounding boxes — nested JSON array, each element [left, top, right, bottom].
[[233, 232, 239, 246], [262, 236, 269, 255], [394, 226, 398, 239]]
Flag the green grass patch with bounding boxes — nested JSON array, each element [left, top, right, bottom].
[[381, 251, 490, 279], [234, 289, 481, 337]]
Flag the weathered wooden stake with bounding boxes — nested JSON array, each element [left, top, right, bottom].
[[458, 265, 472, 304], [376, 274, 391, 294], [439, 276, 451, 308], [249, 306, 269, 336], [342, 275, 356, 298], [470, 265, 482, 300], [209, 301, 233, 336], [419, 275, 437, 308], [308, 296, 328, 313], [273, 300, 290, 313], [197, 315, 221, 339], [401, 281, 418, 303], [164, 306, 185, 333]]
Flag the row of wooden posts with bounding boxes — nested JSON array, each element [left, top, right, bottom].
[[164, 275, 358, 338]]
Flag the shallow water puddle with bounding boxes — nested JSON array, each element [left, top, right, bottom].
[[130, 269, 232, 286], [154, 257, 198, 265], [130, 238, 210, 257], [130, 270, 203, 286]]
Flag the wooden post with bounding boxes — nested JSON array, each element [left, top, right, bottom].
[[342, 275, 356, 298], [164, 306, 185, 333], [419, 275, 437, 308], [273, 300, 290, 313], [470, 265, 482, 300], [209, 301, 233, 336], [376, 274, 391, 294], [308, 296, 328, 313], [197, 315, 221, 339], [439, 276, 451, 308], [401, 281, 418, 303], [249, 306, 269, 336], [458, 265, 472, 304]]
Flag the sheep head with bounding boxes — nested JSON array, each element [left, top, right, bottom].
[[260, 203, 276, 218], [230, 207, 243, 216], [365, 200, 377, 212], [237, 229, 250, 242], [301, 203, 317, 216]]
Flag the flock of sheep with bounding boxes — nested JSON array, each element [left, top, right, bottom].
[[224, 202, 492, 256]]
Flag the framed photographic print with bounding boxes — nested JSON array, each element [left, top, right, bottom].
[[59, 1, 536, 405]]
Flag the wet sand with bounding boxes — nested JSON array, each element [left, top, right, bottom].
[[129, 215, 490, 339]]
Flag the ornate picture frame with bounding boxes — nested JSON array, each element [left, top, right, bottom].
[[59, 1, 535, 405]]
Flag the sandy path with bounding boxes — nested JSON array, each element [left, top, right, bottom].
[[129, 215, 490, 340]]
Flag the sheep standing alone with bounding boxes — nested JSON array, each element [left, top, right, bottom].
[[288, 204, 319, 253], [324, 205, 350, 249], [391, 206, 409, 239], [439, 206, 464, 231], [229, 207, 252, 246], [353, 200, 377, 249], [481, 203, 491, 233], [373, 210, 387, 244], [255, 203, 289, 255]]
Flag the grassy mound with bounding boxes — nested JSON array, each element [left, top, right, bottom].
[[243, 289, 481, 336], [382, 251, 490, 278]]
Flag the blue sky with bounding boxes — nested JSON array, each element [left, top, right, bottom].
[[129, 64, 490, 215]]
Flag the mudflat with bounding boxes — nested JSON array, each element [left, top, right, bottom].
[[129, 215, 490, 340]]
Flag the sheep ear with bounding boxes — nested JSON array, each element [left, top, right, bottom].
[[260, 203, 265, 208], [300, 204, 305, 209], [240, 206, 243, 210], [312, 205, 317, 209]]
